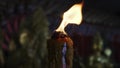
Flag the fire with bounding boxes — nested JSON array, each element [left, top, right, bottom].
[[56, 3, 83, 34]]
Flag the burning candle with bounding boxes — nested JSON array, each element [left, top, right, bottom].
[[47, 2, 83, 68]]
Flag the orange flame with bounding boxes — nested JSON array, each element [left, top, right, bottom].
[[56, 3, 83, 34]]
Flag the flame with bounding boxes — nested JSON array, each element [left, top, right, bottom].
[[56, 3, 83, 34]]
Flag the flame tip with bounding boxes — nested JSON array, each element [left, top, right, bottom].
[[56, 2, 83, 34]]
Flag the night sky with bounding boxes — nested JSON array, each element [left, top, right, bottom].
[[84, 0, 120, 15]]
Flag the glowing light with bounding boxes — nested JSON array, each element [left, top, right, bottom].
[[56, 3, 83, 34]]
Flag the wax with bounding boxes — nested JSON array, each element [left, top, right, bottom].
[[47, 32, 73, 68]]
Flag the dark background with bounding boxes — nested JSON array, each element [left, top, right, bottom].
[[0, 0, 120, 68]]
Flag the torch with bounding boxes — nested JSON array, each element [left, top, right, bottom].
[[47, 2, 83, 68]]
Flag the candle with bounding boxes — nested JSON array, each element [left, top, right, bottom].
[[47, 31, 73, 68], [47, 2, 83, 68]]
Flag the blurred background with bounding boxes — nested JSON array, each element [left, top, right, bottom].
[[0, 0, 120, 68]]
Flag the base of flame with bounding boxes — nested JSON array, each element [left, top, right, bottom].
[[47, 31, 74, 68]]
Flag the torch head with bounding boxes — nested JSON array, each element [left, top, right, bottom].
[[51, 31, 68, 39]]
